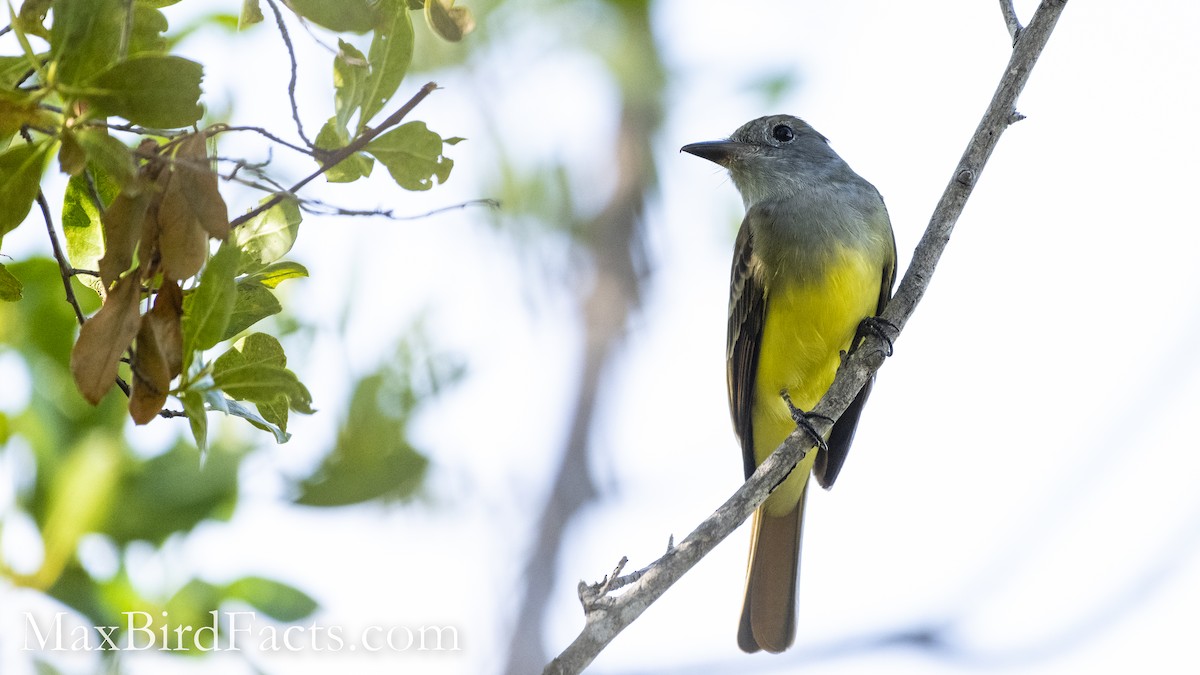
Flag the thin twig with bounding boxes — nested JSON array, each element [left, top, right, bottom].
[[263, 0, 313, 148], [38, 190, 86, 326], [542, 2, 1070, 672], [1000, 0, 1023, 44], [299, 197, 500, 219], [208, 124, 314, 155], [229, 82, 440, 229], [85, 118, 188, 138]]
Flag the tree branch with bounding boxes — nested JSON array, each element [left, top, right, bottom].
[[229, 81, 440, 229], [1000, 0, 1023, 44], [542, 1, 1069, 672]]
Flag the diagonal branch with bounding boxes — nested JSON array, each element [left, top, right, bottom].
[[543, 1, 1069, 672]]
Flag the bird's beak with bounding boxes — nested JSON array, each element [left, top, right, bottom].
[[680, 140, 752, 166]]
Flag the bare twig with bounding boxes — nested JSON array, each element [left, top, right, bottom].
[[208, 124, 313, 155], [38, 190, 86, 326], [229, 81, 441, 229], [1000, 0, 1023, 44], [298, 197, 500, 219], [542, 1, 1070, 672], [263, 0, 313, 148], [86, 118, 188, 138]]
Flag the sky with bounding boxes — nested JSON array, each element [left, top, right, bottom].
[[4, 1, 1200, 674]]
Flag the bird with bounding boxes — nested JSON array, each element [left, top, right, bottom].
[[682, 114, 896, 653]]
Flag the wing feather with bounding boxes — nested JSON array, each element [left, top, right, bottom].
[[727, 216, 767, 480]]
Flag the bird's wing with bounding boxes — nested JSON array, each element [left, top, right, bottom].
[[728, 214, 767, 480]]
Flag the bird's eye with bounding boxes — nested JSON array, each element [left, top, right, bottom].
[[772, 124, 795, 142]]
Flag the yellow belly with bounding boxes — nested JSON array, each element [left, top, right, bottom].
[[752, 246, 882, 516]]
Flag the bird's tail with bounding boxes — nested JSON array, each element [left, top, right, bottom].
[[737, 489, 805, 653]]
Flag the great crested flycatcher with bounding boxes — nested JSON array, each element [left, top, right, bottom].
[[682, 115, 896, 653]]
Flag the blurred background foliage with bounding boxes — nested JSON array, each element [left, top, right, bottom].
[[0, 255, 453, 671]]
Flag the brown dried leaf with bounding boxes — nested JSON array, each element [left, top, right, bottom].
[[130, 318, 169, 424], [156, 167, 208, 280], [70, 273, 142, 405], [139, 172, 167, 280], [160, 132, 229, 241], [129, 280, 184, 424], [98, 188, 151, 289], [147, 279, 183, 376]]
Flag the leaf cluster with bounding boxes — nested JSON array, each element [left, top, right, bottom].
[[0, 0, 473, 444]]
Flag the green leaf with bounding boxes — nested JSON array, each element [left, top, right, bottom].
[[0, 263, 22, 301], [57, 129, 87, 175], [314, 117, 373, 183], [182, 239, 240, 355], [233, 195, 302, 268], [238, 0, 264, 29], [75, 128, 138, 192], [128, 4, 169, 55], [221, 280, 281, 341], [16, 0, 54, 38], [225, 576, 317, 622], [49, 0, 122, 85], [366, 120, 454, 191], [0, 90, 43, 149], [212, 333, 313, 414], [103, 440, 240, 545], [179, 389, 207, 450], [334, 40, 368, 132], [255, 392, 289, 435], [359, 0, 413, 128], [223, 397, 290, 443], [286, 0, 375, 33], [0, 140, 52, 239], [0, 55, 38, 88], [83, 55, 204, 129], [61, 172, 117, 293], [423, 0, 475, 43], [295, 372, 426, 506], [241, 260, 308, 289]]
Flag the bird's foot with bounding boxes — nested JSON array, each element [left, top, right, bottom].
[[780, 388, 830, 454], [856, 316, 898, 357]]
